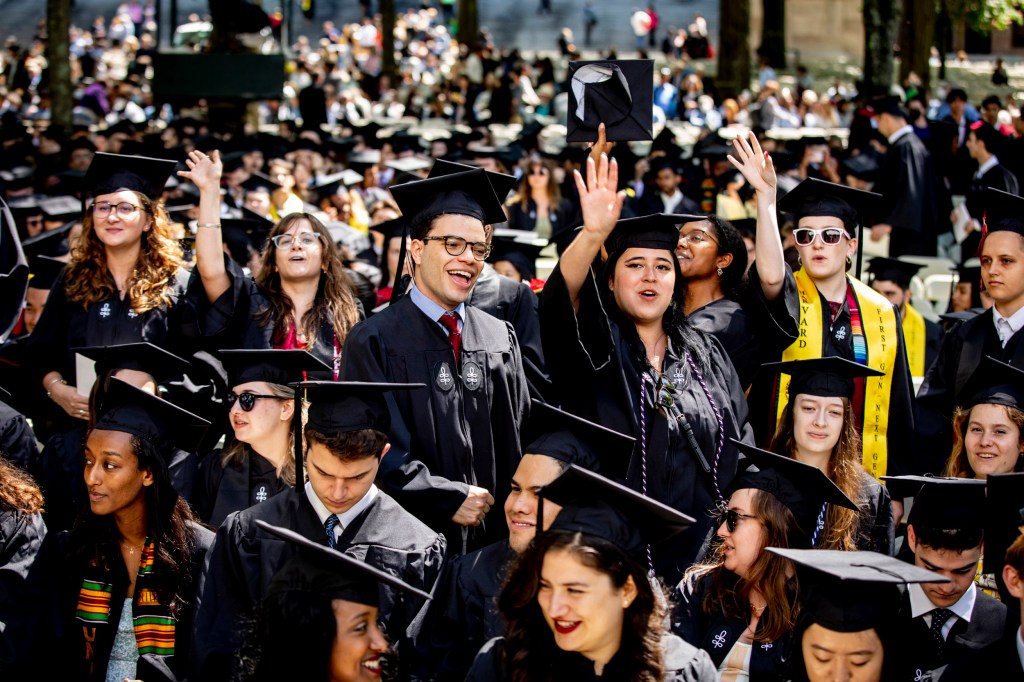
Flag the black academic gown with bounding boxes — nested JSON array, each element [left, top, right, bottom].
[[875, 129, 944, 258], [917, 308, 1024, 472], [673, 572, 794, 681], [192, 486, 445, 680], [0, 401, 38, 473], [469, 265, 553, 402], [856, 469, 895, 555], [412, 540, 513, 680], [963, 162, 1019, 261], [339, 294, 529, 555], [687, 297, 769, 391], [888, 585, 1008, 682], [194, 445, 288, 528], [465, 633, 719, 682], [937, 627, 1024, 681], [540, 264, 753, 583], [0, 509, 47, 677]]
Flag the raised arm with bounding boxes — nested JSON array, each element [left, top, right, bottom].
[[728, 131, 785, 300], [178, 150, 230, 302]]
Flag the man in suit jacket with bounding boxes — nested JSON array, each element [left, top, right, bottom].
[[962, 122, 1019, 260], [626, 160, 701, 218]]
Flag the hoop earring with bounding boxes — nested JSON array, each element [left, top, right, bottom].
[[716, 267, 724, 277]]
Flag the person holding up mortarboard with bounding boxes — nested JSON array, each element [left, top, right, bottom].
[[179, 150, 360, 379], [943, 356, 1024, 480], [771, 548, 954, 682], [739, 173, 916, 485], [413, 402, 635, 680], [47, 379, 213, 682], [238, 521, 433, 681], [867, 256, 942, 378], [193, 381, 445, 681], [26, 153, 197, 429], [339, 162, 530, 555], [466, 465, 718, 682], [880, 476, 1007, 680], [194, 349, 330, 527], [767, 357, 896, 554], [540, 147, 752, 581], [920, 188, 1024, 463]]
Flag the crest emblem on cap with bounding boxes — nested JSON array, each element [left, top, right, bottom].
[[435, 362, 454, 391], [462, 362, 482, 391], [99, 302, 111, 319]]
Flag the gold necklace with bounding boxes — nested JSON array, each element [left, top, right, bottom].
[[121, 540, 145, 557]]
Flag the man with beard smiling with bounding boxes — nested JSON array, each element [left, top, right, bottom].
[[340, 166, 529, 555]]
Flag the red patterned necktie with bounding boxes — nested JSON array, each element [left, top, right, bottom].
[[439, 311, 462, 365]]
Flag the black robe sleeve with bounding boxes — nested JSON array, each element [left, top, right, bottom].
[[880, 305, 918, 476], [916, 318, 969, 467], [465, 637, 509, 682], [0, 402, 39, 472], [857, 470, 895, 555], [0, 509, 47, 676], [24, 268, 74, 382], [743, 262, 801, 358]]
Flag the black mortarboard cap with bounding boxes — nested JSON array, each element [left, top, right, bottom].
[[489, 234, 545, 282], [962, 356, 1024, 410], [385, 156, 433, 175], [427, 159, 519, 205], [39, 195, 82, 222], [540, 464, 694, 554], [879, 474, 964, 501], [778, 178, 881, 236], [894, 476, 987, 531], [984, 473, 1024, 582], [764, 356, 884, 400], [368, 217, 408, 243], [729, 439, 858, 545], [939, 309, 982, 324], [389, 168, 507, 226], [294, 381, 424, 435], [311, 170, 363, 200], [21, 220, 75, 264], [83, 152, 177, 200], [983, 187, 1024, 237], [869, 95, 909, 119], [220, 151, 247, 174], [222, 215, 274, 252], [241, 172, 282, 194], [221, 349, 330, 387], [74, 342, 191, 381], [346, 150, 382, 169], [768, 548, 950, 633], [93, 378, 210, 455], [605, 213, 694, 258], [524, 401, 634, 478], [841, 154, 880, 182], [7, 195, 42, 216], [567, 60, 654, 143], [257, 520, 432, 606], [866, 257, 924, 290], [27, 255, 64, 290]]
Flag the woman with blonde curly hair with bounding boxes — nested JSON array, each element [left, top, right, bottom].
[[182, 150, 360, 378], [30, 153, 191, 425]]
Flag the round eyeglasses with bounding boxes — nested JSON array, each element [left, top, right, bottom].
[[421, 236, 492, 261], [92, 201, 142, 219]]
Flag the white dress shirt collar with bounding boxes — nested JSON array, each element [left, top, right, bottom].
[[305, 480, 379, 542]]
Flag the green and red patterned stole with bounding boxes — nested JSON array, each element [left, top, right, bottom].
[[75, 537, 177, 673]]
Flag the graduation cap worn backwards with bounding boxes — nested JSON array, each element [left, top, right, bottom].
[[764, 356, 884, 401], [83, 152, 177, 200], [220, 349, 330, 388], [778, 178, 881, 237], [729, 439, 858, 546], [768, 548, 950, 633], [524, 401, 634, 478], [74, 342, 191, 382], [866, 257, 924, 290], [93, 378, 210, 456], [389, 167, 507, 226], [257, 520, 432, 606], [567, 60, 654, 143], [540, 464, 694, 554]]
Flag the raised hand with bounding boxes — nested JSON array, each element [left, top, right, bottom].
[[574, 149, 625, 240], [178, 149, 223, 195], [728, 131, 777, 195]]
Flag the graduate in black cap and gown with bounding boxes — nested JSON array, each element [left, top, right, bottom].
[[413, 402, 634, 680], [194, 349, 330, 527], [27, 153, 201, 430], [675, 444, 858, 680], [880, 476, 1008, 680], [467, 465, 718, 682], [540, 151, 752, 580], [919, 188, 1024, 464], [340, 163, 530, 555], [48, 379, 213, 682], [193, 381, 445, 680], [866, 256, 942, 378]]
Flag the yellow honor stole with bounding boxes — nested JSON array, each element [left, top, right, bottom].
[[902, 302, 926, 377], [775, 269, 899, 480]]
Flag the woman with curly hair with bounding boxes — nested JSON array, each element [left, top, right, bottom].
[[181, 150, 361, 378], [768, 357, 895, 554], [674, 443, 856, 681], [30, 153, 191, 425], [51, 379, 212, 681], [943, 357, 1024, 480], [506, 158, 578, 241], [467, 465, 717, 682]]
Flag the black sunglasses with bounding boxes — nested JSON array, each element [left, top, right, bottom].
[[715, 504, 758, 533], [227, 392, 283, 411]]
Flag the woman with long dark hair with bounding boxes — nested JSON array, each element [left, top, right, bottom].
[[467, 465, 717, 682], [540, 150, 752, 582], [768, 357, 895, 554], [181, 150, 360, 377], [53, 379, 212, 681]]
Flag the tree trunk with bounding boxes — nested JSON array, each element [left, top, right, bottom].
[[381, 0, 397, 81], [862, 0, 901, 95], [898, 0, 935, 95], [759, 0, 786, 68], [717, 0, 751, 100], [457, 0, 478, 48], [46, 0, 73, 137]]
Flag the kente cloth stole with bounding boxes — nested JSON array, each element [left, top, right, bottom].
[[75, 538, 177, 665], [776, 269, 898, 479], [902, 302, 927, 377]]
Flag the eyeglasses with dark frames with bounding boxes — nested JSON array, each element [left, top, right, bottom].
[[421, 235, 492, 261], [715, 503, 758, 533]]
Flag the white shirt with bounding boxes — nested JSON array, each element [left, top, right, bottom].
[[888, 125, 915, 145], [305, 480, 380, 543], [993, 304, 1024, 347], [660, 190, 686, 214], [908, 581, 977, 640], [976, 155, 1000, 179]]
